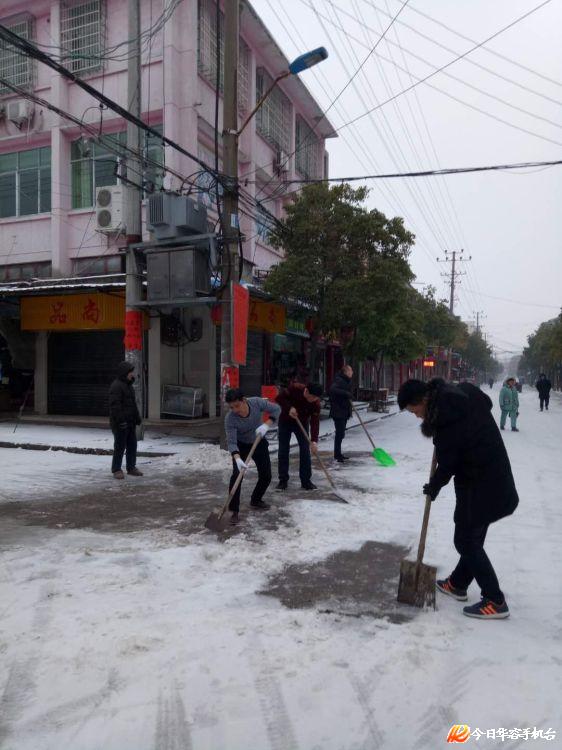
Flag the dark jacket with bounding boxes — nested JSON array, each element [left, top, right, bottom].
[[535, 377, 552, 397], [109, 361, 141, 429], [329, 372, 352, 420], [424, 380, 519, 527], [276, 383, 321, 442]]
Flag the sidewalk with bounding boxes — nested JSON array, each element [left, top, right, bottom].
[[0, 402, 399, 457]]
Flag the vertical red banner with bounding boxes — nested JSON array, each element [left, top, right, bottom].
[[124, 310, 143, 350], [232, 283, 249, 365]]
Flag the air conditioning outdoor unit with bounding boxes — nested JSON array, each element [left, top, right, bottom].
[[7, 100, 34, 128], [95, 186, 125, 232], [274, 150, 289, 175]]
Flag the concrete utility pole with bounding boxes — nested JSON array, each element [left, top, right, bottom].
[[219, 1, 240, 439], [474, 310, 486, 336], [437, 249, 471, 381], [125, 0, 144, 436]]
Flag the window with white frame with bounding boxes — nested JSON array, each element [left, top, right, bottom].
[[295, 116, 323, 180], [255, 68, 292, 154], [0, 147, 51, 219], [60, 0, 105, 76], [0, 15, 35, 96], [73, 255, 123, 276], [197, 0, 250, 112], [255, 202, 276, 244], [143, 125, 165, 195], [71, 132, 126, 209]]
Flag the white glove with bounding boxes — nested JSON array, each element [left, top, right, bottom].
[[255, 423, 270, 439], [235, 457, 248, 472]]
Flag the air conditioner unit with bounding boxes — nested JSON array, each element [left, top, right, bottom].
[[95, 186, 125, 232], [274, 150, 289, 175], [7, 100, 34, 128]]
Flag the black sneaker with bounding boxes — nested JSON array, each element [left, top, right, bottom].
[[230, 512, 240, 526], [463, 598, 509, 620], [436, 577, 468, 601], [512, 427, 519, 432], [335, 456, 345, 463], [301, 481, 317, 490], [250, 500, 270, 510], [276, 480, 288, 491], [500, 426, 505, 430]]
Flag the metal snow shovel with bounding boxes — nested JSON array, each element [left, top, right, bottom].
[[294, 416, 348, 504], [397, 449, 437, 608], [352, 405, 396, 466], [204, 434, 262, 532]]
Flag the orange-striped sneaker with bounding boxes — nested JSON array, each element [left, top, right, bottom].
[[436, 578, 468, 601], [463, 598, 509, 619]]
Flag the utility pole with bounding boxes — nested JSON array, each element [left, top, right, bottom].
[[437, 249, 471, 381], [124, 0, 144, 436], [473, 310, 486, 336], [219, 1, 240, 441]]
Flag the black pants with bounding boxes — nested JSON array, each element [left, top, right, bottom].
[[449, 523, 504, 603], [111, 423, 137, 473], [278, 420, 311, 485], [229, 439, 271, 512], [539, 395, 550, 410], [333, 417, 348, 459]]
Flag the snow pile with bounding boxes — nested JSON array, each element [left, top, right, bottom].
[[181, 442, 232, 471]]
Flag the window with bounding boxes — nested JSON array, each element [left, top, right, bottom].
[[143, 125, 165, 195], [71, 132, 125, 209], [255, 203, 276, 244], [0, 15, 35, 96], [60, 0, 105, 76], [0, 262, 51, 281], [295, 116, 323, 180], [195, 145, 221, 211], [197, 0, 250, 112], [73, 255, 123, 276], [0, 147, 51, 219], [256, 68, 292, 154]]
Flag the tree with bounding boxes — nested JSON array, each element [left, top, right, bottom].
[[264, 182, 415, 381]]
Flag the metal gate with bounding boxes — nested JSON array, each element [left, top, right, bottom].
[[48, 331, 124, 416]]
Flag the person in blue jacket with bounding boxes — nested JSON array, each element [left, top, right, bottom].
[[499, 377, 519, 431]]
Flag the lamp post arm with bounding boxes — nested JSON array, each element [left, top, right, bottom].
[[237, 70, 291, 136]]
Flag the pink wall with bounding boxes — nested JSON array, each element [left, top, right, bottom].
[[0, 0, 331, 279]]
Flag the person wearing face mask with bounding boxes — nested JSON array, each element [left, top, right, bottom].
[[109, 361, 142, 479]]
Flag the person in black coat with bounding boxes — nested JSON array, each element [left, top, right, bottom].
[[398, 378, 519, 620], [109, 361, 143, 479], [329, 365, 353, 462], [535, 373, 552, 411]]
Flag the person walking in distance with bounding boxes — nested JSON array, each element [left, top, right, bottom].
[[398, 378, 519, 619], [499, 377, 519, 431], [329, 364, 353, 463], [224, 388, 281, 525], [535, 373, 552, 411], [109, 361, 143, 479], [276, 382, 323, 491]]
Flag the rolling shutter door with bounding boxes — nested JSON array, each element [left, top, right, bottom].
[[239, 330, 263, 397]]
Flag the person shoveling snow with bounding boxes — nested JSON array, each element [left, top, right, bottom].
[[398, 378, 519, 620]]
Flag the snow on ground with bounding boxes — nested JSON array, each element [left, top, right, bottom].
[[0, 387, 560, 749]]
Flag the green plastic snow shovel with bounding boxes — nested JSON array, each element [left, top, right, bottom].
[[352, 405, 396, 467]]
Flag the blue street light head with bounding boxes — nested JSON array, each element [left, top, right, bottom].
[[288, 47, 328, 75]]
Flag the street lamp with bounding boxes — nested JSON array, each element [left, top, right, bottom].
[[237, 47, 328, 136]]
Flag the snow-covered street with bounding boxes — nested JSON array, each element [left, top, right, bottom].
[[1, 386, 561, 749]]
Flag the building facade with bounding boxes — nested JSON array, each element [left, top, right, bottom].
[[0, 0, 335, 418]]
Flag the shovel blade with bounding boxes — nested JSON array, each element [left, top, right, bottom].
[[372, 447, 396, 466], [204, 508, 230, 533], [397, 559, 436, 608]]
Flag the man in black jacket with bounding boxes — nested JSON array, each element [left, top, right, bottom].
[[398, 378, 519, 620], [109, 361, 142, 479], [329, 365, 353, 463], [535, 373, 552, 411]]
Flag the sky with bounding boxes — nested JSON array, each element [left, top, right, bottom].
[[251, 0, 562, 358]]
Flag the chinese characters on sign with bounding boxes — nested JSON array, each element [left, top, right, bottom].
[[447, 725, 557, 743], [82, 298, 101, 325], [248, 300, 285, 334], [22, 293, 126, 331]]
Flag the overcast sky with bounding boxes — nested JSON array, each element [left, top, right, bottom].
[[252, 0, 562, 358]]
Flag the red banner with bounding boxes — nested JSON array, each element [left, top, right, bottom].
[[221, 365, 240, 389], [232, 283, 249, 365], [124, 310, 143, 350]]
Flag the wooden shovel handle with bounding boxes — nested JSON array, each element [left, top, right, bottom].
[[294, 416, 337, 491], [352, 405, 377, 452], [218, 433, 262, 520], [416, 448, 438, 565]]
